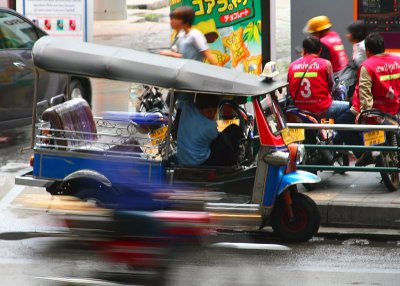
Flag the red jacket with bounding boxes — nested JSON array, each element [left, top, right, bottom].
[[288, 55, 333, 113], [320, 31, 349, 73], [352, 54, 400, 115]]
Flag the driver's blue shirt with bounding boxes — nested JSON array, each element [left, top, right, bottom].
[[177, 102, 219, 166]]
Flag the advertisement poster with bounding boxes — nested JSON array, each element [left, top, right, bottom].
[[20, 0, 89, 41], [171, 0, 263, 75]]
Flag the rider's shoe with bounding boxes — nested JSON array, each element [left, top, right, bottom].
[[355, 152, 375, 166]]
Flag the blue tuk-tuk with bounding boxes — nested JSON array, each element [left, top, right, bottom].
[[16, 36, 320, 242]]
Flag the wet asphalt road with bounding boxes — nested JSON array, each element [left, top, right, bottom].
[[1, 1, 400, 284], [0, 130, 399, 285]]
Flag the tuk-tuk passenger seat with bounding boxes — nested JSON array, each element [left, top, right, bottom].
[[42, 98, 97, 147]]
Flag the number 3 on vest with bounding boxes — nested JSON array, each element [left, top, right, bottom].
[[300, 78, 312, 98]]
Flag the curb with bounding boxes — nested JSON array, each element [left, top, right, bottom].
[[317, 202, 400, 229]]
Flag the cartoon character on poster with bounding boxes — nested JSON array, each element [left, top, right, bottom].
[[170, 0, 263, 74], [57, 19, 64, 31], [44, 19, 52, 30], [69, 19, 77, 31]]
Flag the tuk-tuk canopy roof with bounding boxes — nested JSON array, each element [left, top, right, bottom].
[[32, 36, 286, 97]]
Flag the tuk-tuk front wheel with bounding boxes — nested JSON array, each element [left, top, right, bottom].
[[270, 191, 320, 242]]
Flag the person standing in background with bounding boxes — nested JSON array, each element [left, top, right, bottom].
[[347, 20, 368, 68], [345, 20, 368, 98]]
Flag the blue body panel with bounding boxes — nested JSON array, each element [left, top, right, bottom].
[[33, 150, 165, 185], [262, 165, 285, 207]]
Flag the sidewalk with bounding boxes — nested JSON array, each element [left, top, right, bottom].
[[91, 1, 400, 235], [305, 170, 400, 230]]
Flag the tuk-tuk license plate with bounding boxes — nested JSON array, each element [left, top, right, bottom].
[[217, 119, 240, 132], [363, 130, 385, 146], [149, 126, 168, 145], [281, 128, 305, 145]]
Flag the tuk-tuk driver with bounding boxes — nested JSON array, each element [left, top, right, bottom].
[[177, 94, 243, 167]]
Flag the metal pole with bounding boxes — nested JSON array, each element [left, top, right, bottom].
[[30, 69, 40, 149], [287, 123, 399, 132], [163, 90, 175, 161], [302, 144, 398, 152], [66, 75, 71, 100], [298, 165, 400, 173]]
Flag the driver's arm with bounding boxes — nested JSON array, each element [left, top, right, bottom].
[[358, 66, 374, 112]]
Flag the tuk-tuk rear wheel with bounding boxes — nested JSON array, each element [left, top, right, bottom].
[[271, 191, 320, 242]]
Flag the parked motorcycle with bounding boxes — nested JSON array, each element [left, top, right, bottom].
[[134, 85, 169, 114], [356, 109, 400, 192], [285, 105, 350, 190]]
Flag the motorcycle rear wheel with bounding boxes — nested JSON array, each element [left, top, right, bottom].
[[376, 152, 399, 192]]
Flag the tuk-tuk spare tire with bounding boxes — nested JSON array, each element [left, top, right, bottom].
[[270, 191, 320, 242]]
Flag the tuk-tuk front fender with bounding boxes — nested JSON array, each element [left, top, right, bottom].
[[278, 170, 320, 194]]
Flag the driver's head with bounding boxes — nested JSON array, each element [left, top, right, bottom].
[[365, 32, 385, 57], [195, 93, 220, 120], [302, 36, 322, 55]]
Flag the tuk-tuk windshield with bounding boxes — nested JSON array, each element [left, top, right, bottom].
[[260, 93, 287, 137]]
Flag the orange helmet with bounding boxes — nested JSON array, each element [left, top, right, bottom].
[[304, 16, 332, 33]]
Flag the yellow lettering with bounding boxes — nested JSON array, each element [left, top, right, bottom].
[[192, 0, 205, 15], [217, 0, 228, 12], [205, 0, 216, 13]]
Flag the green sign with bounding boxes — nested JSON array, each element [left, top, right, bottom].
[[170, 0, 263, 74]]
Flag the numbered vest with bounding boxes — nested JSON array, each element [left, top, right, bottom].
[[288, 55, 333, 113], [352, 54, 400, 115], [320, 31, 348, 73]]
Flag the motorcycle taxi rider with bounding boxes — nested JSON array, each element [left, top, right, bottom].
[[336, 33, 400, 166], [304, 16, 349, 79], [287, 35, 349, 121]]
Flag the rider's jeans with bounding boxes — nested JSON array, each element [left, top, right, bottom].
[[318, 100, 350, 121]]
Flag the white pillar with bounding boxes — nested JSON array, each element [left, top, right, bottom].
[[94, 0, 127, 20]]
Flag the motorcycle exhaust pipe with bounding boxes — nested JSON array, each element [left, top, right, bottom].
[[205, 203, 262, 231]]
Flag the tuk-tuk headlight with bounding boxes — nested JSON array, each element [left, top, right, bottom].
[[296, 144, 305, 164]]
